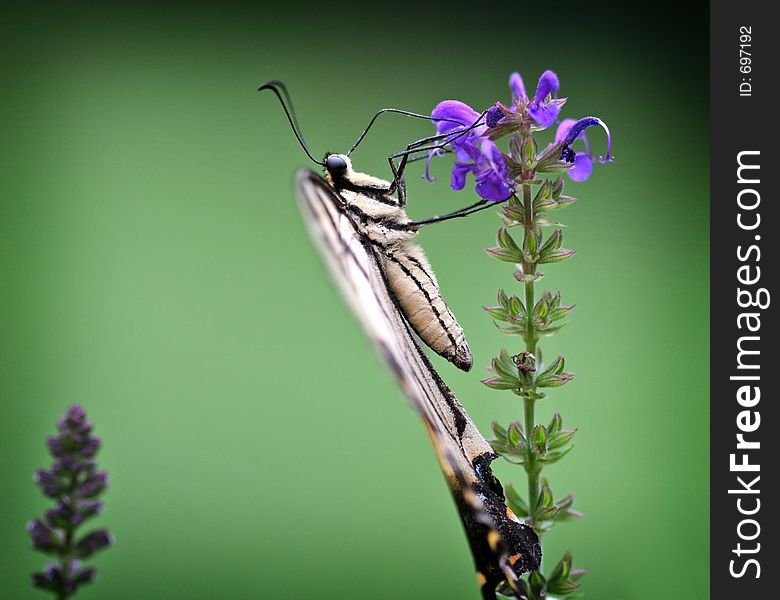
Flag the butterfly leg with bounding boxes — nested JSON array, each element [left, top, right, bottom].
[[387, 110, 487, 199]]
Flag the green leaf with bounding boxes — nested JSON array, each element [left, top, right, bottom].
[[548, 412, 563, 434], [534, 295, 550, 322], [486, 121, 521, 141], [539, 248, 576, 264], [486, 247, 524, 263], [483, 306, 508, 322], [505, 483, 529, 518], [494, 322, 527, 336], [535, 214, 567, 228], [498, 227, 521, 252], [523, 227, 541, 260], [502, 202, 526, 225], [537, 373, 575, 388], [507, 421, 526, 448], [521, 135, 537, 167], [548, 428, 577, 449], [556, 195, 576, 207], [535, 505, 560, 521], [536, 322, 567, 337], [538, 479, 555, 509], [497, 348, 518, 373], [531, 425, 548, 455], [509, 134, 523, 163], [535, 355, 565, 385], [540, 445, 575, 465], [546, 550, 584, 596], [532, 180, 553, 209], [508, 295, 525, 317], [538, 229, 564, 257], [549, 304, 575, 322], [481, 376, 519, 390], [551, 176, 564, 199], [537, 159, 574, 174], [497, 288, 510, 310], [528, 570, 546, 597], [491, 421, 508, 443]]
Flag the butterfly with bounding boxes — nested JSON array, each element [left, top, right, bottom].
[[296, 166, 541, 599], [259, 80, 541, 598]]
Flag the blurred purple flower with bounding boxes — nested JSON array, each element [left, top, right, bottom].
[[28, 405, 112, 598], [556, 117, 614, 182], [27, 519, 62, 554], [75, 529, 114, 558], [32, 562, 95, 595]]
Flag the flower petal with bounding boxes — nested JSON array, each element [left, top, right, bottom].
[[568, 152, 594, 182], [528, 103, 561, 128], [454, 134, 480, 161], [533, 70, 560, 103], [423, 149, 442, 183], [559, 116, 614, 163], [451, 162, 473, 190], [432, 100, 482, 135], [509, 72, 527, 103], [555, 118, 577, 144], [475, 172, 512, 201], [480, 138, 505, 171]]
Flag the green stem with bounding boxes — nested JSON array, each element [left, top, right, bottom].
[[521, 179, 541, 526], [56, 473, 79, 600]]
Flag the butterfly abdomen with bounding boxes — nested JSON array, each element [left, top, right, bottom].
[[381, 243, 472, 372]]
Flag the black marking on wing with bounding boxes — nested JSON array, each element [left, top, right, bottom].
[[295, 169, 540, 599]]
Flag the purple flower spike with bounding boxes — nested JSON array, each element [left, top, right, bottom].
[[556, 117, 614, 181], [28, 405, 112, 598]]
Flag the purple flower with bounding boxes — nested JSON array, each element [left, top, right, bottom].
[[78, 471, 108, 498], [27, 519, 62, 554], [431, 100, 487, 152], [75, 529, 114, 558], [429, 100, 512, 201], [555, 117, 614, 182], [451, 138, 512, 202], [29, 405, 112, 598], [32, 561, 96, 595], [489, 70, 566, 129]]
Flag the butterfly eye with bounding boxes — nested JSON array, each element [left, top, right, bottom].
[[325, 154, 348, 176]]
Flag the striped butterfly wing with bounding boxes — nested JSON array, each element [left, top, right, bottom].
[[295, 169, 540, 599]]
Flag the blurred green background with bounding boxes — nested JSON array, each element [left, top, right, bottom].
[[1, 2, 708, 599]]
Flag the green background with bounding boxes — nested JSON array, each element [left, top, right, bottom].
[[1, 2, 708, 599]]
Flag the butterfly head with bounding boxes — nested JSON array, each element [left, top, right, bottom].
[[324, 153, 350, 179]]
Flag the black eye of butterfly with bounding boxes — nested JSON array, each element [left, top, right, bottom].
[[325, 154, 348, 176]]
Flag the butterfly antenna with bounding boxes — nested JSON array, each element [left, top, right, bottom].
[[258, 80, 324, 166], [347, 108, 467, 156]]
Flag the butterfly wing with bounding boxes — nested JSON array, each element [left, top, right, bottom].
[[295, 169, 540, 599]]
